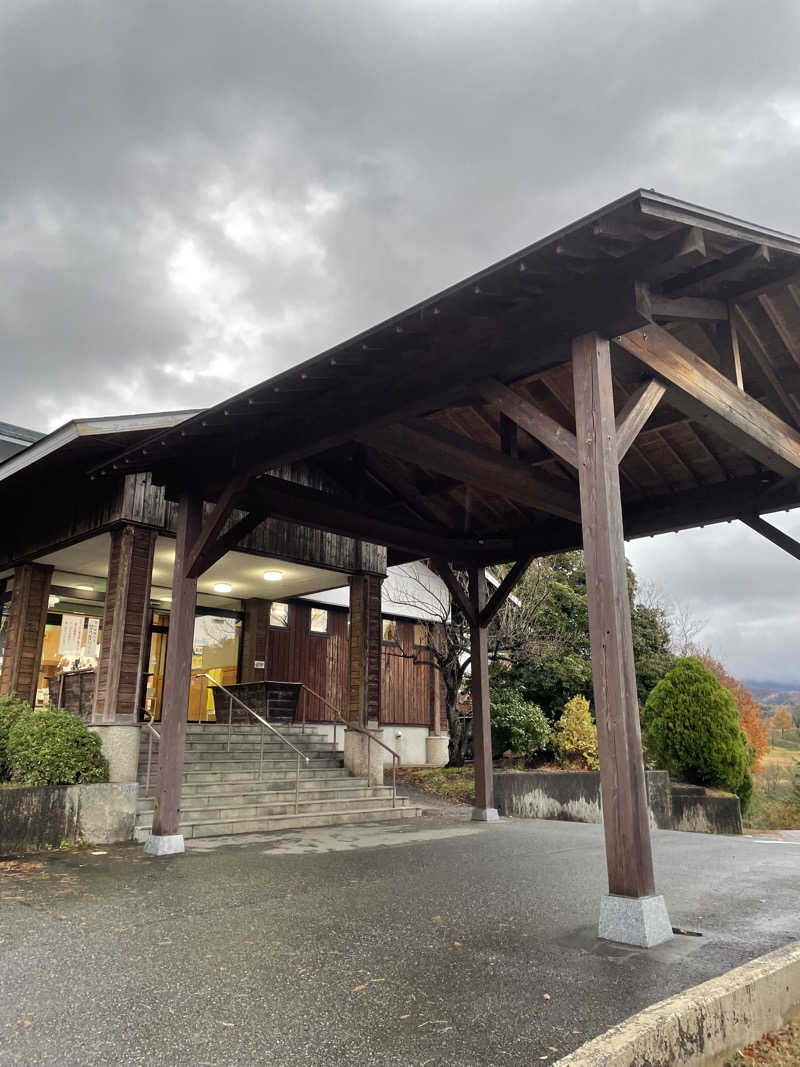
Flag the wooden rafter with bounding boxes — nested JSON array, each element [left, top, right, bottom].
[[615, 378, 667, 460], [739, 514, 800, 563], [615, 323, 800, 477], [477, 378, 578, 468], [479, 555, 534, 628], [732, 304, 800, 426]]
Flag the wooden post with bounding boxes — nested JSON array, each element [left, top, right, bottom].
[[572, 334, 671, 945], [93, 525, 157, 722], [348, 572, 383, 726], [241, 598, 270, 683], [467, 565, 497, 820], [0, 562, 53, 705], [148, 493, 202, 852]]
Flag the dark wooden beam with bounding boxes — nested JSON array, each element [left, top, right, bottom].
[[615, 378, 668, 460], [467, 565, 495, 818], [184, 475, 249, 579], [479, 555, 533, 628], [572, 331, 657, 900], [477, 378, 578, 468], [739, 513, 800, 563], [615, 323, 800, 477], [359, 419, 581, 522], [151, 493, 202, 846], [649, 294, 728, 321], [661, 244, 770, 296], [732, 304, 800, 425], [431, 560, 474, 623]]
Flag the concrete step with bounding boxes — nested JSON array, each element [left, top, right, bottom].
[[136, 783, 394, 812], [157, 771, 358, 796], [134, 803, 420, 841], [139, 746, 339, 764], [136, 792, 406, 823], [147, 739, 337, 755], [141, 756, 343, 774], [142, 765, 348, 786]]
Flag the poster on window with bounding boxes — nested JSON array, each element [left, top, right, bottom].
[[58, 614, 85, 655], [85, 617, 100, 659]]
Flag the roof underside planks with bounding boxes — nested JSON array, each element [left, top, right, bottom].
[[92, 190, 800, 564]]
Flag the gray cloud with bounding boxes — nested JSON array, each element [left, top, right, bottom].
[[3, 0, 800, 679]]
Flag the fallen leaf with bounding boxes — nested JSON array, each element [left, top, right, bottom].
[[23, 1021, 32, 1028], [400, 1014, 410, 1019], [351, 984, 367, 992], [221, 1022, 234, 1028], [543, 993, 550, 1000], [452, 941, 462, 947], [297, 968, 307, 975], [90, 851, 107, 856], [433, 916, 445, 925]]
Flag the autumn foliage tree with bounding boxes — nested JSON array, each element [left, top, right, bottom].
[[688, 647, 769, 771], [769, 707, 794, 738]]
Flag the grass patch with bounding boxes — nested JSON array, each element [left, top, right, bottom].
[[744, 739, 800, 831], [402, 767, 476, 805]]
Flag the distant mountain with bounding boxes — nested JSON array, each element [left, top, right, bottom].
[[743, 681, 800, 706]]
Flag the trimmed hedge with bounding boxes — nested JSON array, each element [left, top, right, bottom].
[[7, 705, 108, 786], [0, 695, 32, 779], [641, 657, 753, 812]]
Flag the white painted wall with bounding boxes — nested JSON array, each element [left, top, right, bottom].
[[311, 722, 448, 767]]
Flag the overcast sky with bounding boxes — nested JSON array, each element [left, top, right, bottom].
[[3, 0, 800, 681]]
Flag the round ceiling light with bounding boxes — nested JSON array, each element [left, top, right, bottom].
[[72, 584, 94, 592], [213, 582, 233, 594], [263, 570, 283, 582]]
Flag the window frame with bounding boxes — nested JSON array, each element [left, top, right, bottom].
[[269, 601, 290, 631], [308, 606, 330, 636], [381, 617, 400, 646], [412, 622, 432, 649]]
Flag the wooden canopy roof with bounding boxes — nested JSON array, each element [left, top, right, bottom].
[[95, 189, 800, 566]]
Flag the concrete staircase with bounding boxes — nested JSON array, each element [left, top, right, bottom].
[[135, 723, 419, 842]]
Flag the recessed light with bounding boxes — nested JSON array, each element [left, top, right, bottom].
[[213, 582, 233, 594], [72, 584, 94, 592], [263, 570, 283, 582]]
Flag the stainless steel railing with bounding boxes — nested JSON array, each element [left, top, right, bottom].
[[197, 673, 310, 814]]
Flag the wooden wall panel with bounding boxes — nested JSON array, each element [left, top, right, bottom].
[[240, 598, 269, 683], [380, 620, 444, 727], [267, 603, 350, 721]]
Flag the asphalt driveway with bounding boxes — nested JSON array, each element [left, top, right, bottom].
[[1, 814, 799, 1066]]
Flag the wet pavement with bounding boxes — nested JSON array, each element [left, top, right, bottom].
[[1, 813, 799, 1066]]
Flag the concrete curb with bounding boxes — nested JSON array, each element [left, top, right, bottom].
[[556, 940, 800, 1066]]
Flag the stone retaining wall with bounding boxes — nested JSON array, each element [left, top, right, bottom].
[[0, 782, 138, 855], [493, 770, 742, 835]]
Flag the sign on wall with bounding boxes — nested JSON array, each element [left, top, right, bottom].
[[58, 614, 86, 655], [84, 617, 100, 659]]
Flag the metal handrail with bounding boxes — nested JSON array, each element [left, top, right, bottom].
[[294, 682, 400, 808], [196, 673, 310, 814], [142, 710, 161, 794]]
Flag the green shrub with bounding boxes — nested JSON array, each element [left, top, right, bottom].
[[490, 691, 550, 759], [641, 657, 753, 812], [0, 694, 32, 780], [553, 694, 599, 770], [7, 706, 108, 786]]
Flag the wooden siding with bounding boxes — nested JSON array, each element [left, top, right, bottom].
[[348, 573, 383, 724], [380, 619, 445, 728], [0, 562, 53, 704], [49, 669, 95, 720], [93, 525, 156, 722], [240, 598, 269, 683], [267, 602, 350, 721]]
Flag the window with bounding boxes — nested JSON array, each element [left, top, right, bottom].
[[413, 623, 431, 648], [309, 607, 329, 634], [382, 618, 398, 645], [270, 602, 289, 629]]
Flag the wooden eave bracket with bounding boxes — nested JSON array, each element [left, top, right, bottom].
[[614, 378, 667, 460], [433, 556, 534, 630], [613, 322, 800, 479], [739, 513, 800, 563], [478, 378, 578, 468]]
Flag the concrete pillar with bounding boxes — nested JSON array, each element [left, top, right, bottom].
[[0, 562, 53, 705], [93, 525, 157, 723]]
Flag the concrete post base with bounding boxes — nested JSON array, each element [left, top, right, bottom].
[[598, 893, 673, 948], [425, 735, 449, 767], [144, 834, 184, 857], [89, 724, 141, 783], [343, 730, 384, 786], [472, 807, 500, 822]]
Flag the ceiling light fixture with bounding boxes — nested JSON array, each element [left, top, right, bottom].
[[213, 582, 233, 594], [263, 570, 283, 582], [72, 584, 94, 592]]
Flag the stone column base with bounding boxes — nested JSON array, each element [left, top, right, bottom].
[[144, 834, 185, 856], [598, 893, 673, 948], [89, 724, 141, 783], [343, 729, 384, 786], [472, 807, 500, 822], [425, 735, 449, 767]]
